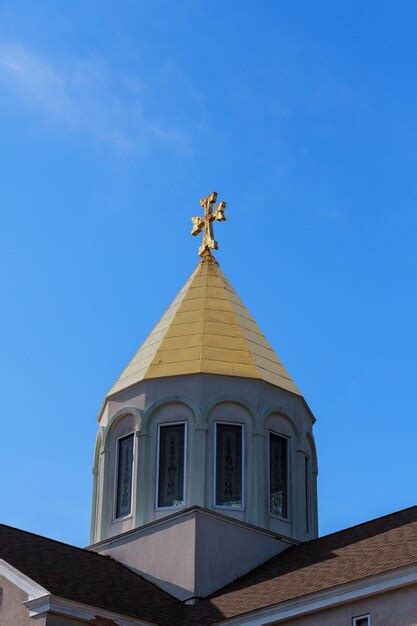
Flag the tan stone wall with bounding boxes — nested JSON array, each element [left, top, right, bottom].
[[278, 584, 417, 626], [0, 575, 46, 626]]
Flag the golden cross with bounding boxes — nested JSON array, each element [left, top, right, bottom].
[[191, 191, 226, 258]]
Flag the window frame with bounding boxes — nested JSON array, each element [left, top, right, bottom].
[[352, 615, 371, 626], [113, 431, 135, 522], [267, 430, 291, 522], [213, 421, 245, 511], [155, 421, 187, 512]]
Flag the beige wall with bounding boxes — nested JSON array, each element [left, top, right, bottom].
[[0, 575, 46, 626], [194, 509, 291, 598], [276, 585, 417, 626], [93, 507, 291, 601], [96, 509, 197, 600]]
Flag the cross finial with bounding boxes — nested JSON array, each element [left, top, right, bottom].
[[191, 191, 227, 260]]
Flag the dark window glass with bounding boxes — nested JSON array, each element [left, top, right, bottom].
[[305, 455, 310, 533], [269, 433, 288, 518], [115, 434, 134, 519], [158, 424, 185, 508], [353, 618, 370, 626], [215, 424, 243, 507]]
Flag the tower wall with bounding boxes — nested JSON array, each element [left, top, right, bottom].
[[91, 374, 318, 544]]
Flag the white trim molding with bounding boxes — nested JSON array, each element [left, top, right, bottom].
[[0, 559, 49, 600], [0, 559, 149, 624], [24, 594, 151, 625], [219, 564, 417, 624], [352, 613, 371, 625]]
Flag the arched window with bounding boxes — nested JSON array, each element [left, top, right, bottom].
[[156, 422, 187, 509], [214, 422, 244, 509], [114, 433, 134, 519], [268, 432, 289, 519]]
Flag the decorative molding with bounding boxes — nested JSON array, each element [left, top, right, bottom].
[[143, 395, 200, 430], [202, 395, 257, 426], [105, 406, 144, 438], [89, 505, 298, 550], [305, 431, 319, 473], [220, 564, 417, 625], [24, 593, 150, 625], [0, 559, 48, 600], [262, 406, 301, 440]]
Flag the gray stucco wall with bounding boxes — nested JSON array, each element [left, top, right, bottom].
[[91, 373, 318, 545], [193, 508, 291, 598], [92, 507, 292, 600], [277, 585, 417, 626], [0, 576, 45, 626]]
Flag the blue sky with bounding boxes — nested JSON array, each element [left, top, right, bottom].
[[0, 1, 416, 546]]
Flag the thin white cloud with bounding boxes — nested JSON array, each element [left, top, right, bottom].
[[0, 44, 190, 153]]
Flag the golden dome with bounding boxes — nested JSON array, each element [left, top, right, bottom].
[[107, 256, 301, 397]]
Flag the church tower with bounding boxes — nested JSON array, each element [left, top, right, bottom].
[[90, 192, 318, 553]]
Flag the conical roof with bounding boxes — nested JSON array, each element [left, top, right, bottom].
[[107, 257, 301, 397]]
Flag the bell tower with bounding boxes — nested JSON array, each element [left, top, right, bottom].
[[90, 192, 318, 552]]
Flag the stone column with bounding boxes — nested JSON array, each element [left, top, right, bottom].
[[250, 426, 266, 527], [89, 465, 99, 544], [294, 449, 306, 540], [136, 429, 150, 526], [97, 444, 109, 541], [312, 466, 319, 538], [191, 423, 208, 506]]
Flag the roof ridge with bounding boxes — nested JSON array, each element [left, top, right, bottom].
[[223, 281, 259, 375], [0, 523, 184, 605], [201, 505, 417, 605], [200, 259, 209, 367], [305, 505, 417, 546], [143, 265, 200, 377], [0, 523, 106, 560]]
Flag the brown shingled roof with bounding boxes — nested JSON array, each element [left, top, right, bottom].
[[187, 505, 417, 624], [1, 507, 417, 625], [0, 523, 184, 625]]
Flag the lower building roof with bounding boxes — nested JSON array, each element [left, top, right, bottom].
[[0, 522, 184, 625], [1, 505, 417, 625], [189, 505, 417, 624]]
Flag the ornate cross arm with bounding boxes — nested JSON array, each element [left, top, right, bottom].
[[191, 216, 205, 236], [191, 191, 227, 259]]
